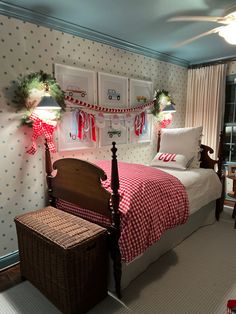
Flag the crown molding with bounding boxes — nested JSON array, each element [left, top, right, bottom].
[[0, 1, 189, 67], [189, 55, 236, 67]]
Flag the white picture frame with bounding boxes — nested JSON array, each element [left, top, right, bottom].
[[57, 111, 97, 151], [54, 63, 97, 106], [130, 79, 153, 107], [98, 72, 128, 109], [129, 113, 153, 144], [99, 116, 128, 147]]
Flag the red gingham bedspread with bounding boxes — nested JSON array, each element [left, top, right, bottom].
[[56, 161, 189, 263]]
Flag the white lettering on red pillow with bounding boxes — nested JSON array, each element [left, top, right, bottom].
[[150, 152, 193, 170]]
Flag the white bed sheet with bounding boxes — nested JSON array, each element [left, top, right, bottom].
[[155, 167, 222, 214]]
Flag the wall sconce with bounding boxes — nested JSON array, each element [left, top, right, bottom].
[[162, 103, 176, 113], [11, 71, 65, 155], [37, 95, 62, 110], [151, 89, 176, 129], [160, 102, 176, 129], [26, 84, 62, 155], [34, 94, 62, 128], [26, 95, 61, 155]]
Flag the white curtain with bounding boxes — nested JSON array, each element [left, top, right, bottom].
[[185, 63, 227, 159]]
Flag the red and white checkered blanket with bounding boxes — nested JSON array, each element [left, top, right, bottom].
[[56, 161, 189, 263]]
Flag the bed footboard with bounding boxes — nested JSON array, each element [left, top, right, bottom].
[[45, 140, 122, 298]]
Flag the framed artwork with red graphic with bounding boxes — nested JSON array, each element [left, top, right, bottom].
[[129, 113, 153, 144], [57, 111, 97, 152], [130, 79, 153, 107], [54, 63, 97, 106]]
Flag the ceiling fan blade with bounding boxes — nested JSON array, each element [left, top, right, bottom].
[[168, 16, 227, 24], [173, 26, 223, 48]]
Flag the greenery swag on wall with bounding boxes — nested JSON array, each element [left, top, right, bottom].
[[13, 70, 66, 126], [151, 89, 174, 117]]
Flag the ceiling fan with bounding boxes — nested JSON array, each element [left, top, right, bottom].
[[168, 6, 236, 47]]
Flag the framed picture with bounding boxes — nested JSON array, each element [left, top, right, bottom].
[[57, 111, 97, 151], [130, 79, 153, 107], [99, 116, 128, 147], [129, 113, 153, 144], [54, 63, 97, 105], [98, 72, 128, 109]]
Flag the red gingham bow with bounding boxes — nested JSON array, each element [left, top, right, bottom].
[[26, 113, 57, 155], [160, 118, 172, 129]]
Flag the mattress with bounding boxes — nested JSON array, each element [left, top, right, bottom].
[[153, 167, 222, 214]]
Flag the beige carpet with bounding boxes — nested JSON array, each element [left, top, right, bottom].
[[1, 208, 236, 314]]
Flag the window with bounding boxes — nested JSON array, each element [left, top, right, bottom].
[[224, 76, 236, 163]]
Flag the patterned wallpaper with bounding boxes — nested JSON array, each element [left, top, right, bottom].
[[0, 15, 187, 258], [227, 61, 236, 75]]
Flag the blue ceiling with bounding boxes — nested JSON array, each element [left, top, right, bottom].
[[1, 0, 236, 66]]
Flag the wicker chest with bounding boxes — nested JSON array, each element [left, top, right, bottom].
[[14, 206, 108, 314]]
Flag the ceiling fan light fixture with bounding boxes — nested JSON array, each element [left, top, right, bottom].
[[219, 24, 236, 45]]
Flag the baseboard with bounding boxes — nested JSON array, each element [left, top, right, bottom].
[[0, 251, 19, 270]]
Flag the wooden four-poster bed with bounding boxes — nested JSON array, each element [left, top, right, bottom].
[[44, 130, 224, 298]]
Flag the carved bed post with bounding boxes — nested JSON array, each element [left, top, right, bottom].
[[217, 130, 224, 180], [109, 142, 122, 298], [44, 139, 55, 207], [216, 130, 225, 220], [157, 129, 161, 152]]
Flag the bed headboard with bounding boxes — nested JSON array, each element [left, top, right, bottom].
[[156, 129, 224, 220], [157, 129, 224, 178]]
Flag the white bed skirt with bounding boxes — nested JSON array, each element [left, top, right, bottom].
[[108, 201, 216, 292]]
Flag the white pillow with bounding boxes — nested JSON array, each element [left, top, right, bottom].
[[150, 152, 193, 170], [159, 126, 203, 168]]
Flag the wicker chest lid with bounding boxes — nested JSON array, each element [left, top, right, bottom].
[[14, 206, 106, 249]]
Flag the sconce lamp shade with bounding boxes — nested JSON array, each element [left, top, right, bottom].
[[37, 96, 61, 110], [162, 103, 176, 113]]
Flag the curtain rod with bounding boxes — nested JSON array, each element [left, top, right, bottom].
[[188, 56, 236, 69]]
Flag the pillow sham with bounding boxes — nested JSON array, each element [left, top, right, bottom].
[[150, 152, 193, 170], [159, 126, 203, 168]]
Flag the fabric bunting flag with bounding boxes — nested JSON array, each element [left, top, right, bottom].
[[134, 111, 146, 136], [77, 110, 96, 142], [95, 112, 105, 128]]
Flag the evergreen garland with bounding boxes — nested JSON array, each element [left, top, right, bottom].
[[13, 70, 66, 126], [151, 89, 174, 117]]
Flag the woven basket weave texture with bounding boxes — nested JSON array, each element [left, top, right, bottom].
[[15, 206, 108, 314]]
